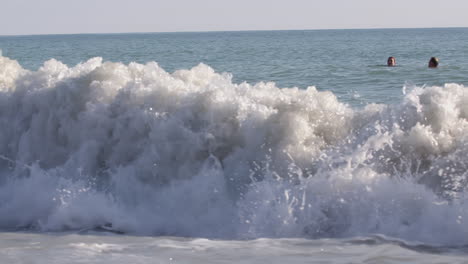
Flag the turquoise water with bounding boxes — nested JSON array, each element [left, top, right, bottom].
[[3, 29, 468, 263], [2, 28, 468, 106]]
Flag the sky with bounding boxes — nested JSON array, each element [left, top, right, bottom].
[[1, 0, 468, 35]]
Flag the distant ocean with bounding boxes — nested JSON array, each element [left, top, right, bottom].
[[1, 28, 468, 263]]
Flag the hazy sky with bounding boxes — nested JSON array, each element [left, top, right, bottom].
[[2, 0, 468, 35]]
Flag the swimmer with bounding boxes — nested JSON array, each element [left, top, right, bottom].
[[387, 57, 396, 67], [428, 57, 439, 68]]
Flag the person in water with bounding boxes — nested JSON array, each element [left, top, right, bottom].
[[428, 57, 439, 68], [387, 56, 396, 67]]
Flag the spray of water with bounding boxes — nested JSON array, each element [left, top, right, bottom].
[[1, 55, 468, 245]]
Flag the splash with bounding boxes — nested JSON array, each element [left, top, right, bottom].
[[1, 55, 468, 245]]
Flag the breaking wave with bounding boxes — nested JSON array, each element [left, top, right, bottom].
[[1, 55, 468, 245]]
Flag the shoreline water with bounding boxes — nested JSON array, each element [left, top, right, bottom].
[[2, 231, 468, 264], [1, 28, 468, 262]]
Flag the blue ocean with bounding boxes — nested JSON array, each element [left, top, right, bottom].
[[1, 28, 468, 263]]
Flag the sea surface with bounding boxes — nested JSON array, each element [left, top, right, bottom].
[[1, 28, 468, 263]]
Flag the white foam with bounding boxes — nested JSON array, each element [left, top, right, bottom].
[[1, 55, 468, 245]]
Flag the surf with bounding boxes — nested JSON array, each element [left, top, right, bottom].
[[1, 55, 468, 245]]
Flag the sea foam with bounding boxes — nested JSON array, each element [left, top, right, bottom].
[[1, 55, 468, 245]]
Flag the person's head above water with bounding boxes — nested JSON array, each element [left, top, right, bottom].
[[387, 57, 396, 67], [428, 57, 439, 68]]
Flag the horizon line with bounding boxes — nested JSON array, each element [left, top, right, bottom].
[[1, 26, 468, 37]]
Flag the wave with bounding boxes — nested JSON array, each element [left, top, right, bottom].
[[1, 55, 468, 245]]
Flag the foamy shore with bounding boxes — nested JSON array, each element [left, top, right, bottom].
[[1, 55, 468, 245]]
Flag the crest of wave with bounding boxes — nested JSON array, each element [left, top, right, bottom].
[[1, 55, 468, 245]]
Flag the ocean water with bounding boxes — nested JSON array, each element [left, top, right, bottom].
[[3, 28, 468, 106], [1, 28, 468, 263]]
